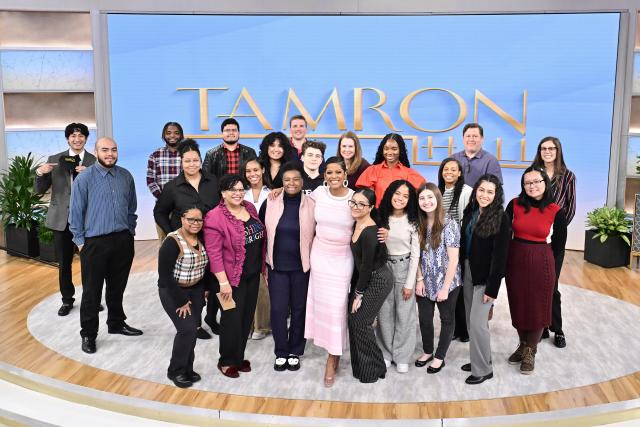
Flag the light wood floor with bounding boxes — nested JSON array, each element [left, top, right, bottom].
[[0, 242, 639, 420]]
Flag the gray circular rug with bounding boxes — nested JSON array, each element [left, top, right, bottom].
[[28, 272, 640, 403]]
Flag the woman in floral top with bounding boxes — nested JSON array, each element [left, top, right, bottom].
[[414, 182, 462, 374]]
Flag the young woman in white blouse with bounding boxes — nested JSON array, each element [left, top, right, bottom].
[[375, 179, 421, 373]]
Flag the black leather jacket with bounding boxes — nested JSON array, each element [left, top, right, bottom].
[[202, 143, 257, 179]]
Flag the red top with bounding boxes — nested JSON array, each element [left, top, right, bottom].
[[355, 162, 426, 206], [511, 198, 561, 242], [224, 146, 240, 175]]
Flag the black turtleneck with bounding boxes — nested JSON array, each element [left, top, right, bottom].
[[273, 192, 303, 271]]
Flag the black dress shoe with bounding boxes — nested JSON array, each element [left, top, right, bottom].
[[415, 355, 434, 367], [187, 371, 201, 383], [167, 373, 193, 388], [58, 303, 73, 316], [98, 303, 104, 312], [81, 337, 96, 354], [108, 322, 143, 336], [465, 372, 493, 384], [459, 336, 470, 343], [461, 363, 471, 372], [196, 328, 212, 339], [554, 333, 566, 348], [541, 328, 550, 340], [427, 360, 445, 374]]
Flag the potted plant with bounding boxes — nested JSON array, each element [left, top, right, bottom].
[[37, 215, 56, 263], [0, 153, 46, 257], [584, 206, 632, 268]]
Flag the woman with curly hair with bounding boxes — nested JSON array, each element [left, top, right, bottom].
[[505, 166, 567, 375], [355, 133, 425, 206], [459, 174, 511, 384], [258, 132, 295, 189], [375, 180, 420, 373], [414, 182, 461, 374]]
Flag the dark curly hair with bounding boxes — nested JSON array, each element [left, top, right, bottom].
[[377, 180, 419, 230], [437, 157, 465, 217], [463, 174, 504, 238], [258, 132, 293, 188], [177, 138, 200, 159], [517, 165, 553, 213], [373, 133, 411, 167]]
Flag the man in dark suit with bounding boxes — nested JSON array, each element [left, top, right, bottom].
[[35, 123, 96, 316]]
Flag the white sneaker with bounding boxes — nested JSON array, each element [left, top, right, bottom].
[[396, 363, 409, 373], [251, 331, 267, 340], [384, 359, 391, 368]]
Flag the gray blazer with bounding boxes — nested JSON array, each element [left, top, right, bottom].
[[35, 150, 96, 231]]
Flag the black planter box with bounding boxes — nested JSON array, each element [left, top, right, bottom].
[[39, 242, 57, 263], [5, 225, 39, 258], [584, 229, 631, 268]]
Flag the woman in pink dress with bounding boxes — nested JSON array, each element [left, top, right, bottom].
[[304, 156, 354, 387]]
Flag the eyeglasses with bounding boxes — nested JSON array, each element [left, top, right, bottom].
[[183, 217, 203, 224], [540, 147, 557, 152], [226, 188, 246, 194], [524, 179, 544, 187], [348, 200, 371, 209]]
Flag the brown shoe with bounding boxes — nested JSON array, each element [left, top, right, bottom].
[[508, 341, 526, 365], [520, 346, 536, 375]]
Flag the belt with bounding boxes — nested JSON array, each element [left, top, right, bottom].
[[387, 254, 411, 264]]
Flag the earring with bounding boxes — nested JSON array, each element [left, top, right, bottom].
[[342, 179, 349, 188], [323, 180, 329, 187]]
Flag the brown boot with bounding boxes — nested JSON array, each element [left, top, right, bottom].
[[520, 346, 536, 375], [508, 341, 526, 365]]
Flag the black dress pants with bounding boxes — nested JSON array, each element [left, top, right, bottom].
[[218, 273, 260, 367], [54, 226, 76, 304], [79, 231, 134, 339], [417, 287, 461, 360], [159, 284, 205, 376], [268, 267, 309, 358]]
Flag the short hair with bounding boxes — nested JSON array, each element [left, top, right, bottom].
[[324, 156, 346, 173], [281, 161, 304, 177], [177, 138, 200, 159], [302, 140, 326, 156], [462, 123, 484, 137], [221, 118, 240, 132], [289, 114, 307, 127], [161, 122, 184, 144], [218, 174, 248, 192], [65, 123, 89, 139]]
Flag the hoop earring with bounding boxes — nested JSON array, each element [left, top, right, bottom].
[[342, 179, 349, 188], [323, 180, 329, 187]]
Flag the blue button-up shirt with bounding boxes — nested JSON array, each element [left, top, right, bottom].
[[452, 148, 503, 187], [69, 162, 137, 246]]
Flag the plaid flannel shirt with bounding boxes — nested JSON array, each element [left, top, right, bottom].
[[147, 147, 181, 198]]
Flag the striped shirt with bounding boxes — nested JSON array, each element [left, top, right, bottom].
[[550, 168, 576, 225], [69, 162, 137, 246], [442, 187, 457, 223], [146, 146, 181, 198]]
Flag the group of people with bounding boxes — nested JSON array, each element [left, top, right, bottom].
[[34, 117, 576, 389]]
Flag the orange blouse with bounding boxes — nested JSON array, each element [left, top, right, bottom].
[[355, 162, 426, 206]]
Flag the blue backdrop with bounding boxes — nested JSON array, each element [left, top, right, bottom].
[[108, 13, 619, 247]]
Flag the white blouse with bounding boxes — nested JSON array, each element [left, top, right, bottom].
[[386, 214, 420, 289]]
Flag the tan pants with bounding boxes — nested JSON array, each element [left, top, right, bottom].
[[252, 274, 271, 333], [155, 223, 167, 241]]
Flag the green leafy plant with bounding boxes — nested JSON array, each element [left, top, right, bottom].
[[586, 206, 632, 246], [37, 215, 54, 245], [0, 153, 45, 230], [636, 154, 640, 174]]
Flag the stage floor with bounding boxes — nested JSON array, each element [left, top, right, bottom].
[[1, 242, 640, 425]]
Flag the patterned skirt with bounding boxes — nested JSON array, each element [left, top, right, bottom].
[[505, 239, 555, 330]]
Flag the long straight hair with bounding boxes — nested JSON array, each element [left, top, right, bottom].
[[531, 136, 567, 176], [417, 182, 445, 250], [336, 131, 364, 176]]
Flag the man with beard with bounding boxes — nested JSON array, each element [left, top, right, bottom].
[[35, 123, 96, 316], [147, 122, 184, 239], [202, 118, 257, 179], [70, 137, 142, 354]]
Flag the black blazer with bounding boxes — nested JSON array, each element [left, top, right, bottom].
[[459, 210, 511, 299], [153, 171, 220, 233]]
